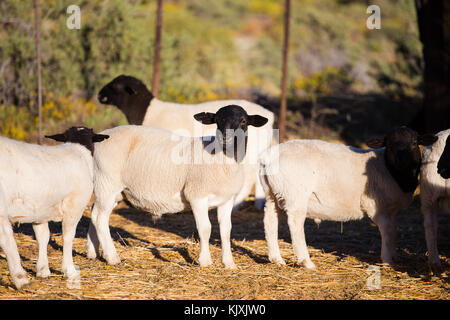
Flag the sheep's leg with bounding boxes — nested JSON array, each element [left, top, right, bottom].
[[263, 194, 285, 265], [32, 222, 50, 278], [190, 198, 212, 267], [61, 215, 81, 279], [86, 202, 100, 259], [372, 213, 396, 264], [88, 195, 121, 265], [254, 173, 266, 211], [0, 215, 29, 289], [286, 206, 315, 269], [217, 197, 236, 269], [422, 201, 440, 269]]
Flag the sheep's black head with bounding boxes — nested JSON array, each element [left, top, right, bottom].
[[45, 126, 109, 155], [366, 126, 437, 193], [97, 75, 153, 125], [437, 135, 450, 179], [193, 105, 268, 162]]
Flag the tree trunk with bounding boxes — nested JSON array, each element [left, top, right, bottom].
[[34, 0, 42, 144], [279, 0, 291, 143], [152, 0, 163, 98], [415, 0, 450, 134]]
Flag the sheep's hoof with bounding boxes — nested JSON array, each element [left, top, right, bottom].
[[380, 258, 394, 266], [301, 260, 316, 270], [105, 254, 121, 265], [269, 256, 286, 266], [86, 252, 97, 260], [62, 265, 80, 280], [36, 267, 51, 278], [12, 273, 31, 290], [86, 248, 98, 260], [198, 257, 213, 268], [85, 242, 101, 260], [429, 262, 443, 275], [224, 262, 237, 270]]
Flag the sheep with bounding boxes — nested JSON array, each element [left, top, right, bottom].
[[420, 128, 450, 271], [86, 105, 268, 268], [0, 127, 109, 288], [259, 126, 437, 268], [97, 75, 274, 210]]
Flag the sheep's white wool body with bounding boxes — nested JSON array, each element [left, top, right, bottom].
[[260, 139, 413, 268], [420, 128, 450, 268], [1, 139, 93, 223]]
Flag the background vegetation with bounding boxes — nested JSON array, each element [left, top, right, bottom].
[[0, 0, 423, 143]]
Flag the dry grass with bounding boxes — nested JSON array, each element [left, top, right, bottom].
[[0, 197, 448, 300]]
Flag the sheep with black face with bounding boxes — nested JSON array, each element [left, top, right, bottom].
[[259, 126, 436, 268], [419, 128, 450, 271], [97, 75, 274, 210], [87, 105, 268, 269], [0, 127, 109, 289]]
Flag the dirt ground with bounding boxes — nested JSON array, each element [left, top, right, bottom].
[[0, 196, 448, 300]]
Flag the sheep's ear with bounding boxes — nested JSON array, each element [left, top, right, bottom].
[[194, 112, 216, 125], [45, 133, 66, 142], [248, 115, 268, 127], [418, 133, 438, 146], [366, 137, 385, 149], [93, 134, 110, 143], [124, 85, 137, 95]]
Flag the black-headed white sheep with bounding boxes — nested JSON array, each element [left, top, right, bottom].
[[259, 126, 437, 268], [86, 105, 268, 269], [0, 127, 109, 288]]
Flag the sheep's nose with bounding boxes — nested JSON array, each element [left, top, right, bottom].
[[98, 94, 108, 103]]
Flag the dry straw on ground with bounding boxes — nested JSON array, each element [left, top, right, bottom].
[[0, 196, 448, 300]]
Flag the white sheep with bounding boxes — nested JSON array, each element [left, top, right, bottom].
[[97, 75, 274, 210], [0, 127, 109, 288], [420, 128, 450, 271], [86, 105, 268, 268], [259, 127, 437, 268]]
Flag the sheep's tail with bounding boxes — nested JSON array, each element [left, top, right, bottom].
[[258, 146, 279, 198], [259, 144, 279, 177]]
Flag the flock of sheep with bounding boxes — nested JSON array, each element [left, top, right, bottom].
[[0, 74, 449, 290]]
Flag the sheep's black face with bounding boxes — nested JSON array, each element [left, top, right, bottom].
[[384, 127, 421, 176], [193, 105, 268, 162], [45, 126, 109, 155], [437, 135, 450, 179], [366, 126, 437, 193], [97, 75, 153, 125]]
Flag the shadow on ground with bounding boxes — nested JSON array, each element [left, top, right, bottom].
[[10, 192, 448, 281], [108, 196, 449, 280]]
